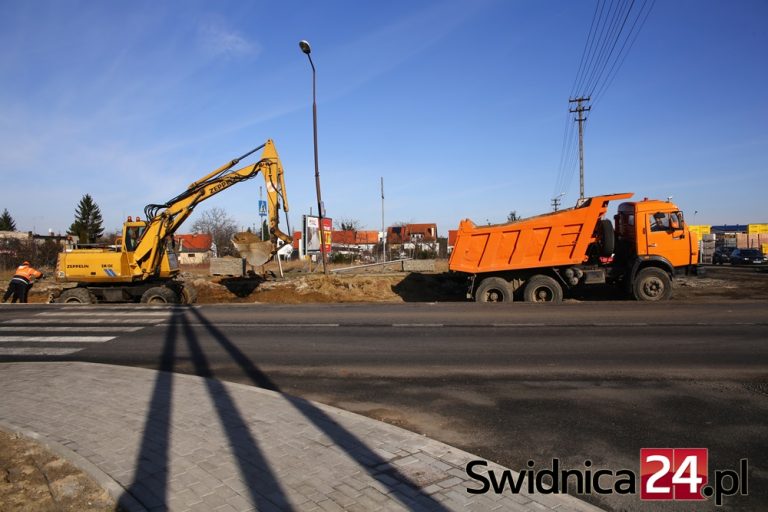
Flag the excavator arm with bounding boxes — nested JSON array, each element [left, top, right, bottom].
[[132, 140, 291, 277]]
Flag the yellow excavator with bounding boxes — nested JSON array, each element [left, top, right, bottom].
[[53, 140, 292, 304]]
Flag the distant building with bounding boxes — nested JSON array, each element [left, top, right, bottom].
[[386, 223, 438, 256], [175, 234, 213, 264], [331, 230, 379, 261]]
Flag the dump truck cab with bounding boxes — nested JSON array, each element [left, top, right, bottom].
[[614, 198, 699, 273]]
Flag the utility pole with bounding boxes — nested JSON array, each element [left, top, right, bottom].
[[551, 192, 565, 212], [569, 96, 591, 202], [381, 177, 386, 262]]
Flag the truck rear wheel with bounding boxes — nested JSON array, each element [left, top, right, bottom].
[[633, 267, 672, 301], [475, 277, 513, 303], [141, 287, 179, 304], [523, 275, 563, 303], [58, 288, 96, 304]]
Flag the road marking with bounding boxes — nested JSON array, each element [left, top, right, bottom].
[[39, 312, 172, 317], [3, 318, 165, 324], [154, 322, 341, 328], [0, 327, 142, 332], [0, 336, 116, 343], [491, 323, 549, 327], [392, 323, 444, 327], [0, 347, 82, 356]]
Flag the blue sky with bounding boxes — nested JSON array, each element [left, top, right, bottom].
[[1, 0, 766, 236]]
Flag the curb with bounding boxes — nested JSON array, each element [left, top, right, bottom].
[[0, 418, 148, 512]]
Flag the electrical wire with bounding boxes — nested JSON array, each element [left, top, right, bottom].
[[592, 0, 656, 106]]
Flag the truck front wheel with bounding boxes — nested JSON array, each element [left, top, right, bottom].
[[475, 277, 513, 303], [523, 275, 563, 303], [633, 268, 672, 301]]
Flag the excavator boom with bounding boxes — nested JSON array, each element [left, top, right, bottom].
[[54, 140, 292, 303]]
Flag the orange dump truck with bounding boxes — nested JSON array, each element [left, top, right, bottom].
[[449, 193, 699, 302]]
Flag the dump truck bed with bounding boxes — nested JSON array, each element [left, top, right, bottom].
[[449, 193, 633, 274]]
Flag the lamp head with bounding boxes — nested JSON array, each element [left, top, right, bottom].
[[299, 40, 312, 55]]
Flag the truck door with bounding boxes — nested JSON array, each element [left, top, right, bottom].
[[643, 211, 690, 267]]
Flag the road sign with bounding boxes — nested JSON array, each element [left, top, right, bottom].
[[258, 200, 267, 217]]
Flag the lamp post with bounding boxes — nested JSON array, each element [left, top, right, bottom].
[[299, 39, 329, 275]]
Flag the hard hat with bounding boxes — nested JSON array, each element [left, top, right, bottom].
[[22, 261, 30, 265]]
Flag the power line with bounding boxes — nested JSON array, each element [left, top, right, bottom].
[[584, 0, 635, 96], [570, 0, 603, 97], [592, 0, 656, 106]]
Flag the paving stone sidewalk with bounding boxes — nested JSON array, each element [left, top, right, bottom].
[[0, 362, 602, 512]]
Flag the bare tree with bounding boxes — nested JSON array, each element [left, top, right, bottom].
[[191, 207, 239, 257], [334, 217, 362, 231]]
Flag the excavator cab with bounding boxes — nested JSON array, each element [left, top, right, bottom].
[[122, 217, 147, 252]]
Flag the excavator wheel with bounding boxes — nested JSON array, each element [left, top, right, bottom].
[[58, 288, 96, 304], [140, 286, 179, 304]]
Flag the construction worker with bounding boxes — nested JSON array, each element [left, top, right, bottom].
[[2, 261, 43, 303]]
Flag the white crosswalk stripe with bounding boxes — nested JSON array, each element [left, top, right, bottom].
[[0, 327, 142, 332], [0, 306, 173, 357], [0, 336, 116, 343], [0, 348, 83, 356]]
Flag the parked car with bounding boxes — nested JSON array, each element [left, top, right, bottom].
[[712, 247, 734, 265], [729, 248, 765, 265]]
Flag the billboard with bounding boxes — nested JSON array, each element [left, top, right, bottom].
[[303, 215, 332, 254]]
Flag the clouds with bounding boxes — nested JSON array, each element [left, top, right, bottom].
[[198, 19, 261, 60]]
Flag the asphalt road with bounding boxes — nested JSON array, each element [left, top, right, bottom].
[[1, 302, 766, 511]]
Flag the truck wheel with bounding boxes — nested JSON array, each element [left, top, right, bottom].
[[141, 287, 179, 304], [475, 277, 513, 303], [633, 267, 672, 301], [523, 275, 563, 303], [598, 219, 615, 256], [58, 288, 96, 304]]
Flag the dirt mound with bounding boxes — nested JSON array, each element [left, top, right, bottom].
[[193, 272, 467, 304], [196, 275, 404, 304]]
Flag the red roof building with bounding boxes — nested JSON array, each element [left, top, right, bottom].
[[175, 234, 213, 264]]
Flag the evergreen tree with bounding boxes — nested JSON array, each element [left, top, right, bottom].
[[68, 194, 104, 244], [0, 209, 16, 231]]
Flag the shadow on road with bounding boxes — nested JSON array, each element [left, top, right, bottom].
[[119, 306, 448, 511], [187, 306, 450, 511]]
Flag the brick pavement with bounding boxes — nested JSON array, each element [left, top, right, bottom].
[[0, 362, 603, 511]]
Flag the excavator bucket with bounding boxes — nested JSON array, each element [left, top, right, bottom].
[[232, 231, 275, 267]]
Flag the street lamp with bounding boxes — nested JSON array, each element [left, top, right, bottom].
[[299, 39, 329, 275]]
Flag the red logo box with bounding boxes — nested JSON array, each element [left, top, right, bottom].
[[640, 448, 708, 501]]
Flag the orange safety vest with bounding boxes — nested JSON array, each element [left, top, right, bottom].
[[13, 265, 42, 283]]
